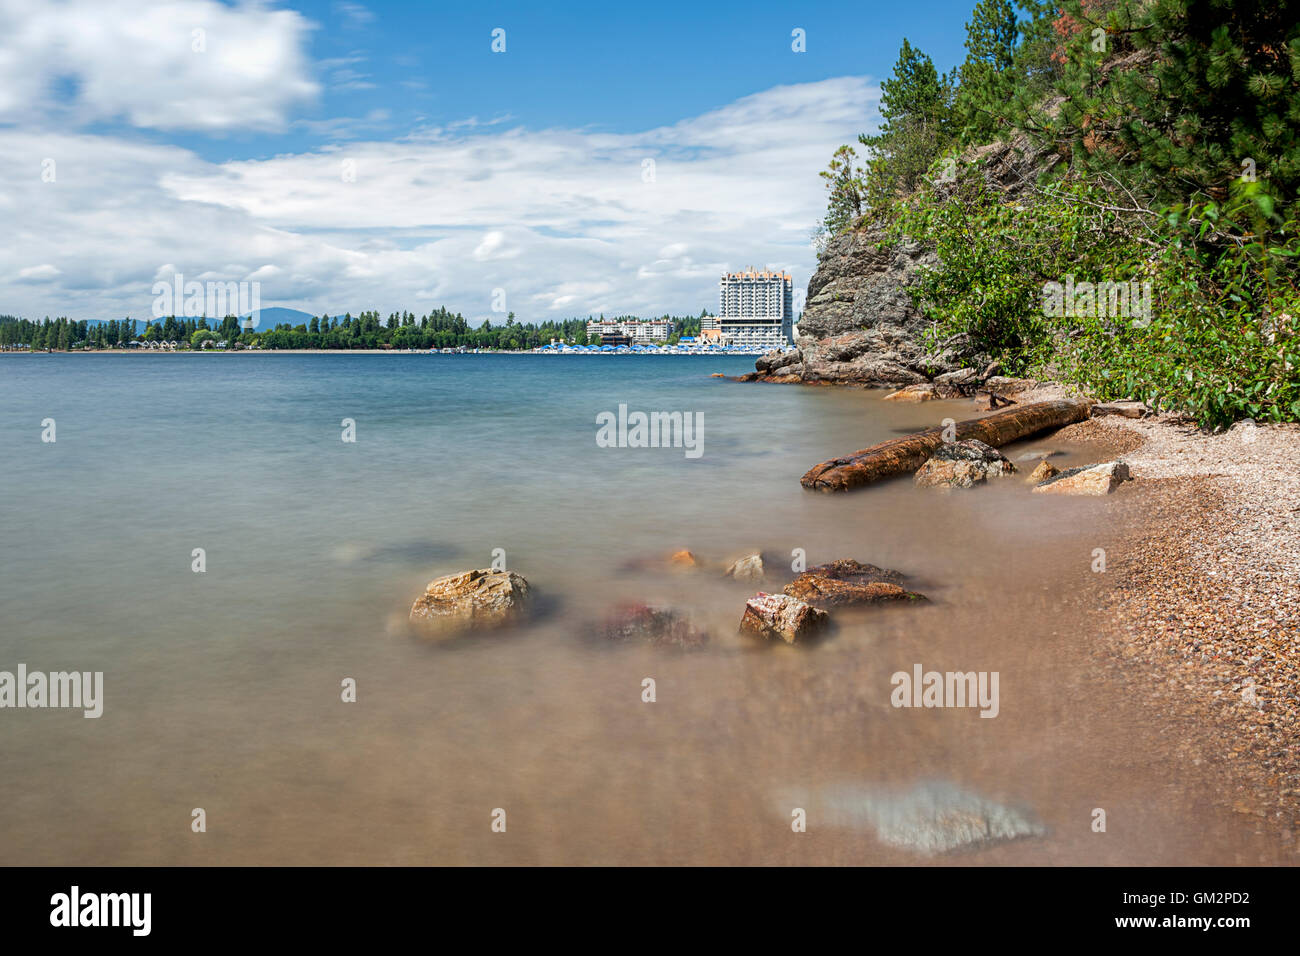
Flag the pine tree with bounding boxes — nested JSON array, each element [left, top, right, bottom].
[[954, 0, 1020, 142], [1035, 0, 1300, 246], [818, 144, 866, 234], [859, 39, 955, 196]]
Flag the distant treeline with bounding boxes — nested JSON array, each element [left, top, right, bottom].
[[0, 309, 707, 350]]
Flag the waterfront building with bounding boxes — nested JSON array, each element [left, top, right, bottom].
[[586, 317, 674, 343], [712, 268, 793, 349]]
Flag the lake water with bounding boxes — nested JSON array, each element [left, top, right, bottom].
[[0, 353, 1283, 864]]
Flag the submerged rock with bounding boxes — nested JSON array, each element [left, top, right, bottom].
[[784, 576, 926, 608], [739, 592, 828, 644], [914, 439, 1016, 489], [1032, 460, 1131, 496], [802, 781, 1047, 855], [620, 549, 702, 574], [408, 568, 530, 638], [1014, 448, 1064, 463], [595, 603, 708, 650], [724, 552, 767, 583]]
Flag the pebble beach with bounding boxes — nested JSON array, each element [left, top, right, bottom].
[[1060, 413, 1300, 849]]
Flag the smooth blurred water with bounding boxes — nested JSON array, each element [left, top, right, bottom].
[[0, 353, 1283, 864]]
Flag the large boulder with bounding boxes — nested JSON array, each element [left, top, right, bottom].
[[784, 575, 926, 608], [409, 569, 530, 637], [755, 349, 803, 376], [1032, 461, 1131, 496], [739, 593, 829, 645], [594, 603, 708, 650], [914, 439, 1017, 489]]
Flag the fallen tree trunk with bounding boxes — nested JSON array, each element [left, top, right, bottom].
[[801, 397, 1094, 492]]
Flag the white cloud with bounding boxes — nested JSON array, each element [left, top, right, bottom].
[[0, 0, 318, 131], [0, 77, 880, 322], [333, 2, 374, 27], [17, 264, 62, 281]]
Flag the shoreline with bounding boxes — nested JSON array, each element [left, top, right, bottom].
[[1072, 414, 1300, 834], [0, 349, 764, 356], [765, 372, 1300, 847]]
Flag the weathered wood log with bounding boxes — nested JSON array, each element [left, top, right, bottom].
[[800, 397, 1094, 492]]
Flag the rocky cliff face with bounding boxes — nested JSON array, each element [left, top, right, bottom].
[[757, 134, 1058, 387], [756, 227, 963, 386]]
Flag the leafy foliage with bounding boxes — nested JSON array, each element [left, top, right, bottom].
[[818, 0, 1300, 426]]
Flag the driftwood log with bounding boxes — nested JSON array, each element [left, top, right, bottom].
[[801, 397, 1094, 492]]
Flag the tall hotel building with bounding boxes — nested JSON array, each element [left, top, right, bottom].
[[704, 268, 794, 349]]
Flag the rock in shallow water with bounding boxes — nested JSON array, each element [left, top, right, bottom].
[[595, 603, 708, 649], [724, 552, 766, 583], [804, 559, 906, 585], [408, 568, 530, 638], [1026, 459, 1060, 484], [1014, 448, 1064, 463], [792, 781, 1046, 855], [784, 575, 926, 608], [1032, 460, 1131, 496], [884, 383, 937, 402], [739, 592, 828, 644]]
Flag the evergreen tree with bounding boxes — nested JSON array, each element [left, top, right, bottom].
[[954, 0, 1020, 142], [859, 39, 955, 197], [818, 144, 867, 234], [1034, 0, 1299, 246]]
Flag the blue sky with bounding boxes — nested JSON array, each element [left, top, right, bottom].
[[0, 0, 981, 323]]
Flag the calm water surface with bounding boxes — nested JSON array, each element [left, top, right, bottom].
[[0, 354, 1281, 864]]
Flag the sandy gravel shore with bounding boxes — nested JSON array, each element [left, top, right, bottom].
[[1057, 413, 1300, 845]]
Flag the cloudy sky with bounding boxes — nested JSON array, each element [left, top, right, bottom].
[[0, 0, 971, 324]]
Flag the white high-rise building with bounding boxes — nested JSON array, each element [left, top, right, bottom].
[[708, 268, 793, 349]]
